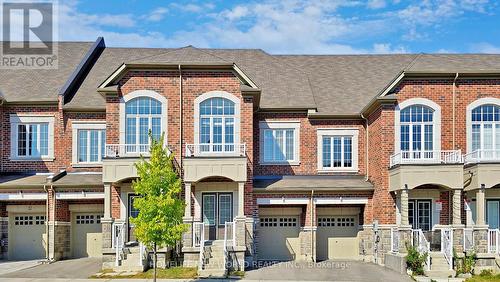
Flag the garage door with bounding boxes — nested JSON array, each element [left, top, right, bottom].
[[10, 214, 46, 260], [258, 216, 300, 261], [317, 216, 359, 261], [72, 213, 103, 258]]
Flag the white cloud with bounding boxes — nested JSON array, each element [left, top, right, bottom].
[[470, 42, 500, 53], [372, 43, 408, 54], [170, 3, 215, 13], [144, 7, 169, 22], [367, 0, 386, 9]]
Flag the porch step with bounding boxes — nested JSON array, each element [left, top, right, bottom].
[[429, 253, 452, 271], [198, 268, 227, 278], [424, 269, 456, 279]]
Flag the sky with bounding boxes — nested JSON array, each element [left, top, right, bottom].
[[36, 0, 500, 54]]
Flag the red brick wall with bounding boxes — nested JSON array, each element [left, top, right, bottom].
[[254, 113, 366, 176]]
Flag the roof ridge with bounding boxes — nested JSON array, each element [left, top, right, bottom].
[[404, 53, 423, 71]]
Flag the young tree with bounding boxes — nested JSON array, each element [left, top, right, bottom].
[[130, 133, 187, 282]]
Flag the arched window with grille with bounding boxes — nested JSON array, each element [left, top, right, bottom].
[[470, 103, 500, 160]]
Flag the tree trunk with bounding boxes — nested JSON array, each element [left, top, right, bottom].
[[153, 243, 157, 282]]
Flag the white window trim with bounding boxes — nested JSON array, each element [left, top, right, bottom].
[[317, 128, 359, 172], [194, 91, 241, 155], [259, 121, 300, 165], [466, 97, 500, 154], [71, 122, 106, 167], [10, 115, 55, 161], [119, 90, 168, 147], [394, 98, 441, 153]]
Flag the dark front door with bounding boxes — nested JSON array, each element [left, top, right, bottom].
[[202, 193, 233, 241], [409, 199, 432, 231], [128, 194, 140, 242]]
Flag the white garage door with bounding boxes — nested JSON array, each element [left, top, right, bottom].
[[258, 216, 300, 261], [72, 213, 103, 258], [316, 216, 359, 261], [10, 214, 46, 260]]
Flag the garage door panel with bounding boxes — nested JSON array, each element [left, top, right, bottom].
[[72, 213, 103, 258], [317, 216, 359, 261], [258, 216, 299, 261], [10, 214, 47, 260]]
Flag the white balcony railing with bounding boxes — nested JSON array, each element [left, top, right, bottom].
[[464, 149, 500, 164], [105, 144, 151, 158], [185, 143, 246, 157], [390, 150, 462, 167], [488, 229, 500, 254]]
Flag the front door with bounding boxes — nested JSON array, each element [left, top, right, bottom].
[[487, 200, 500, 229], [409, 199, 432, 231], [202, 193, 233, 240], [128, 194, 140, 242]]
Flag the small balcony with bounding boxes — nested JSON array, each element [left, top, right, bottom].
[[389, 150, 464, 192], [103, 144, 152, 183], [183, 143, 247, 183], [184, 143, 246, 157], [464, 149, 500, 164], [105, 144, 151, 158], [463, 149, 500, 191], [390, 150, 463, 167]]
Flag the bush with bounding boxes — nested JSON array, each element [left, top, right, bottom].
[[406, 242, 428, 275], [453, 248, 476, 275]]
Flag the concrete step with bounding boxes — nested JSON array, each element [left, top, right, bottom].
[[424, 269, 456, 278], [113, 264, 146, 273], [198, 268, 227, 278]]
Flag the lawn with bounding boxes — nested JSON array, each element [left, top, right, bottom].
[[92, 267, 198, 279], [465, 273, 500, 282]]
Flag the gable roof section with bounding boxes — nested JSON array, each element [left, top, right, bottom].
[[0, 41, 94, 104]]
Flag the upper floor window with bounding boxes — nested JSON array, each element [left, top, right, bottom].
[[72, 122, 106, 166], [259, 121, 300, 165], [400, 105, 434, 154], [317, 128, 359, 172], [470, 103, 500, 158], [394, 98, 441, 162], [199, 97, 235, 152], [125, 96, 162, 153], [10, 115, 54, 160]]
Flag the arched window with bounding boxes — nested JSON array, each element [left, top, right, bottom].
[[399, 105, 435, 159], [125, 97, 162, 153], [471, 104, 500, 158], [199, 97, 235, 153]]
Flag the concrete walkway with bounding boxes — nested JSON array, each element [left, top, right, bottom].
[[0, 257, 102, 279], [0, 260, 41, 276]]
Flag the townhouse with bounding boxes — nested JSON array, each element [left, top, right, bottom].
[[1, 37, 500, 275]]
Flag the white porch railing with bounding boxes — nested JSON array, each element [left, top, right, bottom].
[[390, 150, 462, 167], [390, 227, 399, 253], [105, 144, 151, 158], [412, 229, 431, 271], [185, 143, 246, 157], [223, 221, 236, 269], [463, 228, 474, 251], [112, 222, 127, 266], [440, 228, 453, 270], [488, 229, 500, 254], [193, 222, 206, 271], [139, 242, 147, 268], [464, 149, 500, 164]]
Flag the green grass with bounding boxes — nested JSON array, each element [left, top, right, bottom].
[[228, 270, 245, 277], [91, 267, 197, 279], [465, 272, 500, 282]]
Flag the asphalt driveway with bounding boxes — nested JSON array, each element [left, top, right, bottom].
[[244, 260, 413, 282], [0, 257, 102, 279]]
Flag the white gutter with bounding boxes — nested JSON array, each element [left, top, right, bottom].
[[452, 73, 459, 149]]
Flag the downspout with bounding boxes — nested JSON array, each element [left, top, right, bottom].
[[0, 99, 4, 173], [360, 114, 369, 181], [178, 65, 183, 168], [43, 184, 49, 261], [452, 73, 459, 149], [310, 190, 314, 262]]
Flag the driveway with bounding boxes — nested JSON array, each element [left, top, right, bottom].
[[244, 260, 413, 282], [0, 257, 102, 279], [0, 260, 41, 276]]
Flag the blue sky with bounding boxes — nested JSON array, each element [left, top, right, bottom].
[[56, 0, 500, 54]]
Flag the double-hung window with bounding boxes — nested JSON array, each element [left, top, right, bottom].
[[400, 105, 435, 159], [125, 97, 162, 153], [72, 122, 106, 165], [471, 104, 500, 160], [317, 129, 358, 171], [260, 121, 300, 164], [10, 115, 54, 160], [199, 97, 235, 153]]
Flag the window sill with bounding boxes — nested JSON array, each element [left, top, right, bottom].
[[10, 157, 55, 162], [71, 163, 103, 168], [260, 161, 300, 166], [317, 168, 358, 173]]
